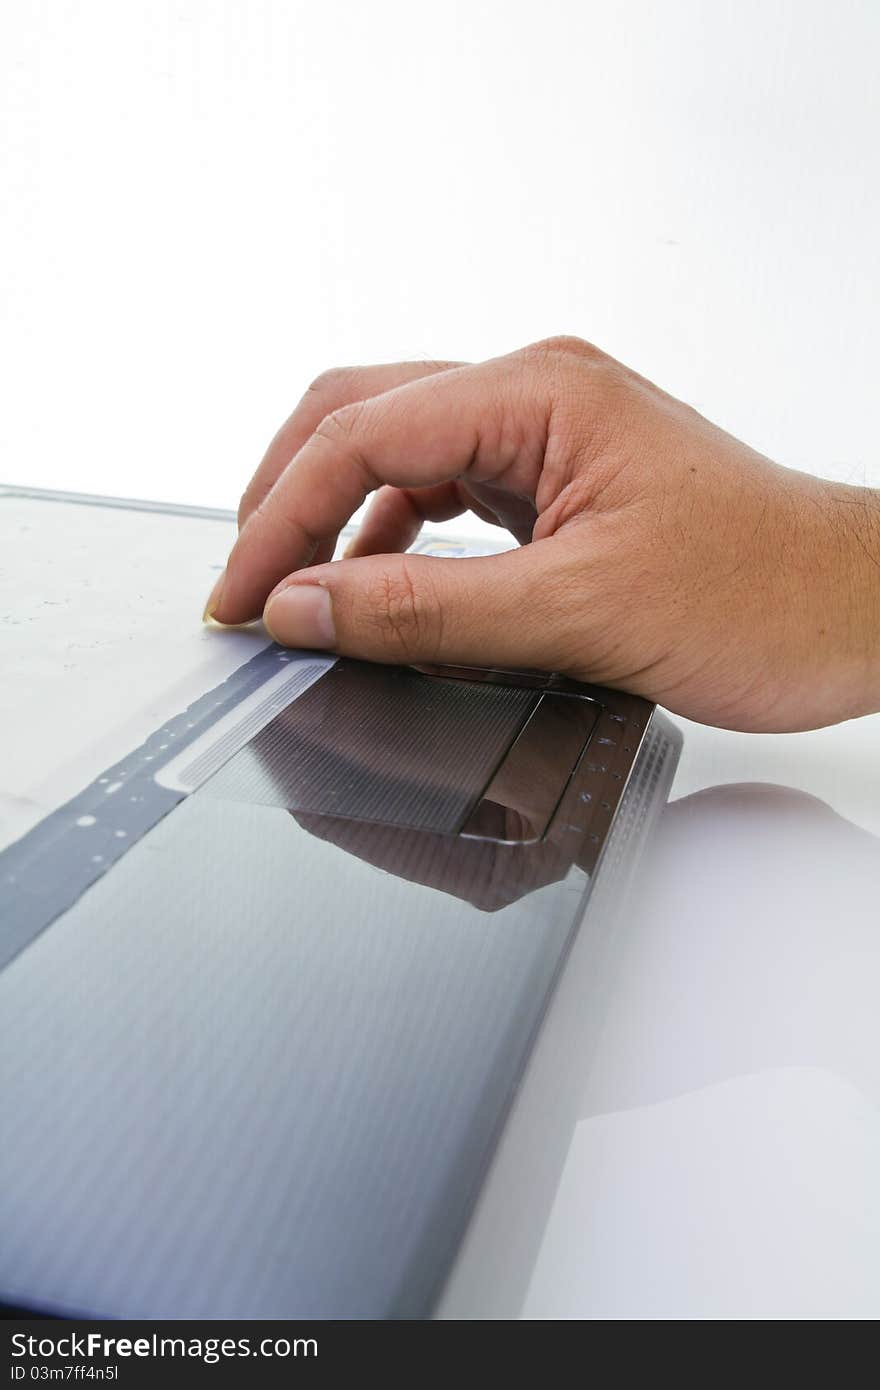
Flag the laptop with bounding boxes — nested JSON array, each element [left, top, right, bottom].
[[0, 487, 681, 1318]]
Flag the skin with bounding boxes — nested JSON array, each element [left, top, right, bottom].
[[206, 336, 880, 733]]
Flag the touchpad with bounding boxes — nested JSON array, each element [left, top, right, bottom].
[[201, 659, 598, 842]]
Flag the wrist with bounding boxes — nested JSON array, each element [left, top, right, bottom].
[[810, 482, 880, 725]]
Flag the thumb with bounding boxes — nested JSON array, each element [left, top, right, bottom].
[[261, 541, 579, 672]]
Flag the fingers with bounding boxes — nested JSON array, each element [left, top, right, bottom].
[[345, 481, 535, 559], [261, 540, 581, 672], [343, 482, 474, 559], [459, 480, 538, 544], [237, 360, 463, 531], [213, 355, 549, 624]]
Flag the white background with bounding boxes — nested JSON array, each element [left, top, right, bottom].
[[3, 5, 880, 1319], [1, 0, 878, 533]]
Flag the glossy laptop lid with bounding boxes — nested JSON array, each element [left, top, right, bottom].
[[0, 488, 681, 1318]]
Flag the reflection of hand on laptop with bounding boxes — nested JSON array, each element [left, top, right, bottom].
[[241, 658, 608, 912], [208, 338, 880, 735], [288, 810, 578, 914]]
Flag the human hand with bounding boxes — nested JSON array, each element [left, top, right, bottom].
[[207, 338, 880, 732]]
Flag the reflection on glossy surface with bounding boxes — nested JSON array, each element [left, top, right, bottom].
[[203, 656, 625, 847], [204, 659, 537, 834], [0, 787, 588, 1319], [439, 782, 880, 1319], [461, 693, 598, 843], [583, 781, 880, 1114], [225, 656, 657, 891], [291, 810, 581, 913]]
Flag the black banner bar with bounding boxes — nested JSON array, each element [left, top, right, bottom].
[[1, 1318, 557, 1384]]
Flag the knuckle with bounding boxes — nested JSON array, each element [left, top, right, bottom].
[[526, 334, 602, 363], [306, 366, 351, 398], [365, 559, 438, 657], [237, 488, 256, 527], [237, 480, 275, 529], [315, 399, 367, 445]]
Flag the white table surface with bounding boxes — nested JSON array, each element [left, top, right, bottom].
[[3, 490, 879, 1319]]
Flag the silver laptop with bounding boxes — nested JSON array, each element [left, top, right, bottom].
[[0, 488, 681, 1318]]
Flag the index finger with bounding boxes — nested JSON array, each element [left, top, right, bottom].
[[211, 355, 547, 625], [238, 359, 463, 531]]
